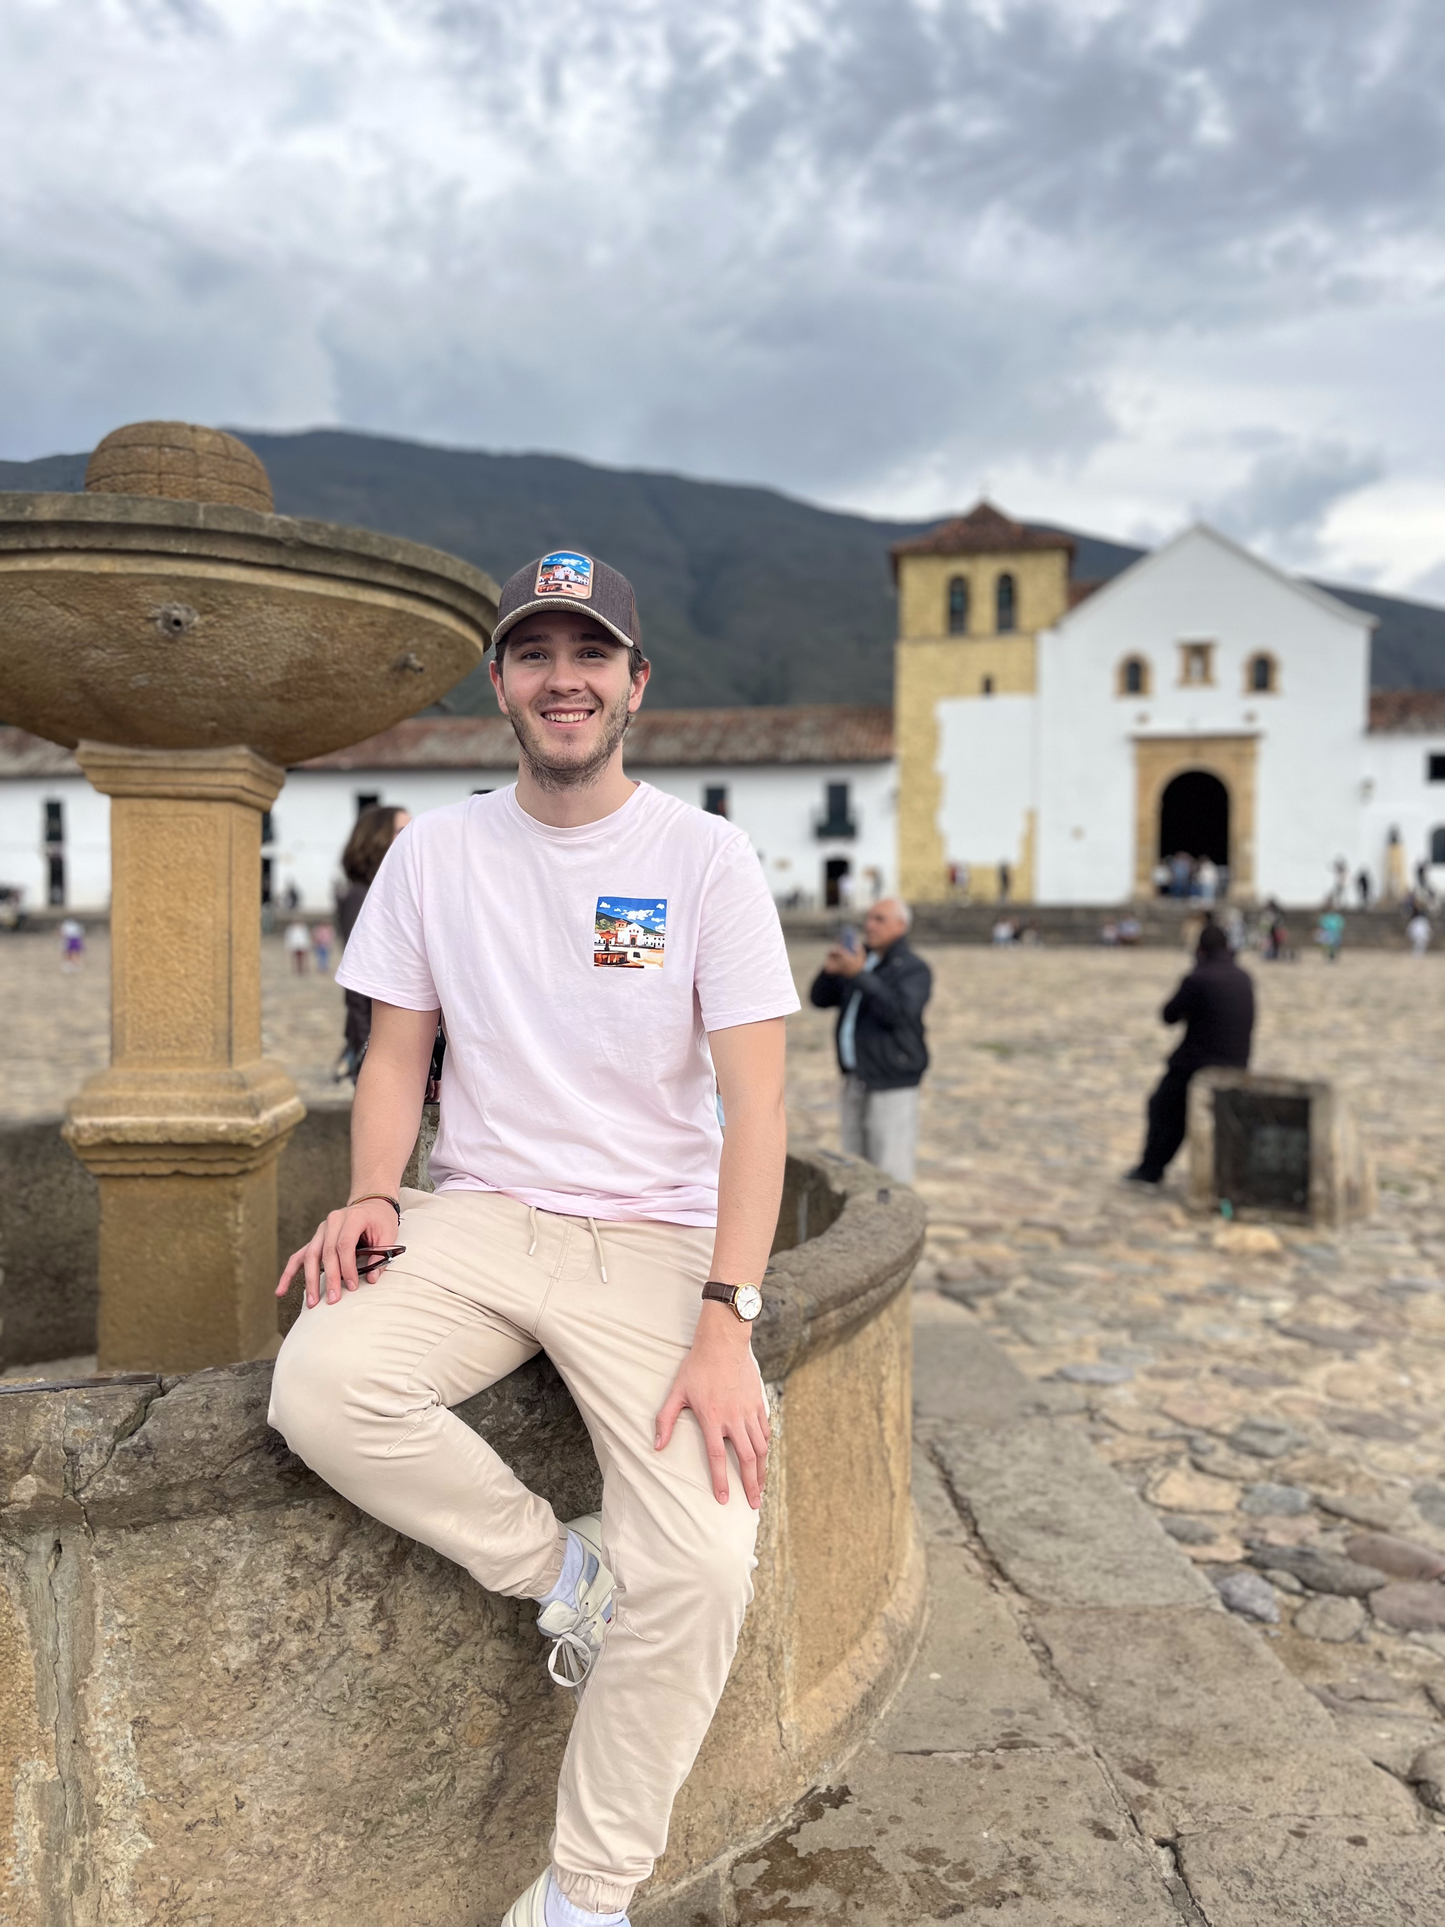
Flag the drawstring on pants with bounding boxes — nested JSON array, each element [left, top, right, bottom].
[[586, 1217, 608, 1284], [525, 1203, 608, 1283]]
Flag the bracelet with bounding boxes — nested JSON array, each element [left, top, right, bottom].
[[348, 1194, 401, 1219]]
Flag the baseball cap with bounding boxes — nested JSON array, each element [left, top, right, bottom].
[[490, 550, 642, 654]]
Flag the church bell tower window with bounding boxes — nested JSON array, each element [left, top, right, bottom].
[[947, 576, 969, 634], [996, 573, 1016, 633]]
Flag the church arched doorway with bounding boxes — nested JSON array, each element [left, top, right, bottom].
[[1158, 769, 1229, 867]]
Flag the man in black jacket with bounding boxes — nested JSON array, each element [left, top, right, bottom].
[[1127, 922, 1254, 1185], [810, 898, 932, 1183]]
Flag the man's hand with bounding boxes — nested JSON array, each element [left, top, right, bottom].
[[655, 1304, 771, 1508], [275, 1000, 436, 1311], [823, 941, 866, 978], [276, 1199, 401, 1309]]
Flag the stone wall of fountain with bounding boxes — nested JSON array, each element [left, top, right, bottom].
[[0, 1148, 924, 1927]]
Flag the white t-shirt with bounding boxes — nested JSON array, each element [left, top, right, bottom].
[[335, 782, 800, 1225]]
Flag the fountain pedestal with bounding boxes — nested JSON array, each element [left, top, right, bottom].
[[63, 744, 304, 1368], [1, 420, 497, 1372]]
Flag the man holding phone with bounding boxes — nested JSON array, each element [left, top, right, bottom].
[[269, 550, 797, 1927], [810, 897, 931, 1184]]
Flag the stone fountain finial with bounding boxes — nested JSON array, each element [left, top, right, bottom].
[[0, 424, 498, 1371], [85, 421, 276, 512]]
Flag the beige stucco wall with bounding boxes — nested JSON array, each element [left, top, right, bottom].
[[1132, 734, 1259, 898], [896, 549, 1070, 642], [895, 547, 1068, 903]]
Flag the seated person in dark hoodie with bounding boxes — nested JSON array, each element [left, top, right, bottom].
[[1127, 921, 1254, 1186]]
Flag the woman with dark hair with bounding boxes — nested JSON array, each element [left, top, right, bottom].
[[336, 805, 410, 1080]]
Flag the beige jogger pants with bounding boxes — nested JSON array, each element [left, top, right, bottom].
[[268, 1187, 761, 1914]]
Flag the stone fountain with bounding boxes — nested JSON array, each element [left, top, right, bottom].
[[0, 423, 497, 1370]]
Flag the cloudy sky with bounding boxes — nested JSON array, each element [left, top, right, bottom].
[[2, 0, 1441, 593]]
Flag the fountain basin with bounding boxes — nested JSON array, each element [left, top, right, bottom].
[[0, 491, 496, 764]]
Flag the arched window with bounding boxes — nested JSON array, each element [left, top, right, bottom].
[[1432, 826, 1445, 865], [947, 575, 969, 634], [1247, 652, 1277, 694], [996, 573, 1016, 633], [1118, 656, 1151, 697]]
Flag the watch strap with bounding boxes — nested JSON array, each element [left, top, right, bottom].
[[702, 1280, 742, 1306]]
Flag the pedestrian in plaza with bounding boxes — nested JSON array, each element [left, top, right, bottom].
[[809, 897, 932, 1185], [284, 917, 311, 976], [1125, 923, 1254, 1188], [1356, 867, 1372, 909], [311, 919, 335, 974], [1317, 908, 1344, 963], [1407, 910, 1432, 957], [1262, 897, 1291, 962], [270, 550, 796, 1927], [335, 804, 412, 1080], [58, 915, 84, 972]]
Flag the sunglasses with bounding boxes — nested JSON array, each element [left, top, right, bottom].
[[354, 1244, 406, 1277]]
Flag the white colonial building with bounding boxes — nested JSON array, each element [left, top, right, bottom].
[[895, 508, 1445, 906], [0, 707, 896, 919]]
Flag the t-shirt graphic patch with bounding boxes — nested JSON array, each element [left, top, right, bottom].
[[594, 897, 666, 970], [536, 550, 594, 599]]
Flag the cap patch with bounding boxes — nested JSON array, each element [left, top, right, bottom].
[[536, 551, 594, 600]]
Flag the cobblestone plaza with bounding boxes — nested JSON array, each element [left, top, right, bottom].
[[6, 928, 1445, 1809]]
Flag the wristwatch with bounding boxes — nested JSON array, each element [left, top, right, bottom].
[[702, 1280, 764, 1322]]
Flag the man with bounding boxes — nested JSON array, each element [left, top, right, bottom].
[[269, 550, 798, 1927], [1126, 922, 1254, 1186], [809, 897, 931, 1184]]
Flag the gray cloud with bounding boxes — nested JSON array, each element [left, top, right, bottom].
[[1206, 437, 1386, 563], [0, 0, 1440, 584]]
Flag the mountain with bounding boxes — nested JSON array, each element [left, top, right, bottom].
[[2, 431, 1441, 705]]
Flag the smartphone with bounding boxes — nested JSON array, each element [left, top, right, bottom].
[[354, 1243, 406, 1277], [838, 925, 860, 953]]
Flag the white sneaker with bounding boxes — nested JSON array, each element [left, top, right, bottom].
[[500, 1868, 628, 1927], [500, 1869, 548, 1926], [536, 1513, 614, 1690]]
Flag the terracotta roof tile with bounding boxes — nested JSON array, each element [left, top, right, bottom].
[[0, 728, 82, 777], [1369, 690, 1445, 733], [890, 500, 1075, 578], [297, 705, 894, 772]]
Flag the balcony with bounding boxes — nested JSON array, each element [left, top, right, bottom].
[[814, 783, 857, 840]]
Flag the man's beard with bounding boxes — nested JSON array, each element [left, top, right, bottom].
[[508, 685, 633, 792]]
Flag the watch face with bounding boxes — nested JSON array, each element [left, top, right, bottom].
[[735, 1285, 763, 1321]]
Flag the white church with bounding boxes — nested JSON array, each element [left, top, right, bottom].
[[893, 508, 1445, 907]]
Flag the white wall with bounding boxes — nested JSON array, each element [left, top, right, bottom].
[[0, 777, 111, 913], [0, 759, 898, 917], [1360, 732, 1445, 895], [268, 768, 494, 911], [1035, 525, 1374, 904], [934, 694, 1036, 883], [643, 762, 896, 909], [217, 759, 899, 914]]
